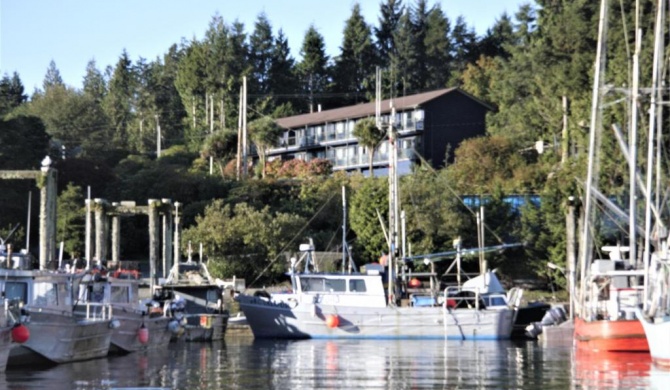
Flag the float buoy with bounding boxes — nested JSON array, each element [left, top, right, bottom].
[[326, 314, 339, 328], [11, 324, 29, 343], [137, 324, 149, 345], [408, 278, 422, 288]]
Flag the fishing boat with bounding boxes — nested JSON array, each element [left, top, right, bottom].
[[574, 246, 648, 352], [573, 0, 654, 353], [237, 241, 517, 340], [0, 268, 116, 365], [75, 271, 180, 353], [153, 260, 233, 341]]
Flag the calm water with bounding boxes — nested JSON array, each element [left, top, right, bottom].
[[1, 336, 668, 389]]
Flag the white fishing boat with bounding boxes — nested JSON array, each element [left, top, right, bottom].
[[237, 242, 517, 340], [0, 268, 116, 365], [76, 272, 180, 353]]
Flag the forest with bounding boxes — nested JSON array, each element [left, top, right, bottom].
[[0, 0, 657, 288]]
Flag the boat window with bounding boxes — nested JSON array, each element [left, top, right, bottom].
[[33, 282, 58, 306], [349, 279, 366, 293], [3, 282, 28, 302], [110, 285, 129, 303], [324, 279, 346, 292], [301, 278, 321, 292], [207, 288, 221, 302]]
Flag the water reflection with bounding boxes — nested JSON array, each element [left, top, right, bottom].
[[2, 337, 670, 389]]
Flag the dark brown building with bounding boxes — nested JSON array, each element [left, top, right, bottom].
[[269, 87, 492, 176]]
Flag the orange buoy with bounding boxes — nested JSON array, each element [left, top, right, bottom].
[[325, 314, 339, 328], [137, 324, 149, 345], [11, 324, 30, 344], [408, 278, 422, 288]]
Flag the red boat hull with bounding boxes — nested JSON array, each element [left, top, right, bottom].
[[574, 317, 649, 352]]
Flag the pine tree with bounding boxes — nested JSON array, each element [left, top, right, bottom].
[[297, 25, 331, 113], [390, 9, 417, 97], [43, 60, 64, 91], [0, 72, 28, 116], [82, 59, 107, 103], [268, 29, 298, 115], [424, 3, 451, 89], [103, 50, 135, 150], [375, 0, 404, 68], [249, 13, 275, 98], [332, 3, 378, 106]]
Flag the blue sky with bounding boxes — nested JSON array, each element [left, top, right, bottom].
[[1, 0, 529, 94]]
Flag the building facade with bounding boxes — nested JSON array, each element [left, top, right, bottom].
[[269, 88, 492, 176]]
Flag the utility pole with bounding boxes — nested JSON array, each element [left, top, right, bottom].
[[236, 86, 243, 181], [210, 94, 214, 175], [155, 115, 161, 158], [242, 76, 248, 178]]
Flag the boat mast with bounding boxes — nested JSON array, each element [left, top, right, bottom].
[[388, 102, 399, 304], [643, 0, 666, 309], [342, 185, 347, 274], [579, 0, 609, 319]]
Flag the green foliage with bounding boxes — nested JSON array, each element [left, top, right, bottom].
[[0, 72, 28, 116], [57, 183, 85, 258], [349, 177, 388, 263], [181, 200, 307, 284], [201, 130, 238, 178], [353, 117, 385, 176], [248, 117, 283, 178], [332, 3, 378, 105], [0, 115, 50, 170], [297, 26, 331, 112]]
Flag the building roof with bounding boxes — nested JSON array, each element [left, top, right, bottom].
[[275, 87, 489, 129]]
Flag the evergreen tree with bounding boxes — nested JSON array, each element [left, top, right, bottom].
[[43, 60, 64, 91], [155, 45, 187, 149], [82, 59, 107, 103], [249, 13, 275, 98], [449, 16, 478, 85], [424, 3, 451, 89], [478, 13, 515, 59], [297, 26, 331, 113], [375, 0, 404, 68], [175, 39, 209, 149], [390, 9, 417, 97], [103, 50, 135, 150], [0, 72, 28, 116], [332, 3, 378, 106], [57, 183, 85, 259], [268, 29, 298, 114], [411, 0, 430, 90]]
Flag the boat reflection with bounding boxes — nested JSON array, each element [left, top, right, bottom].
[[573, 347, 652, 389]]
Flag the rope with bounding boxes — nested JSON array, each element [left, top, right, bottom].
[[247, 190, 339, 288]]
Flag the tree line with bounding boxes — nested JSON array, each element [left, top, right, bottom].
[[0, 0, 658, 287]]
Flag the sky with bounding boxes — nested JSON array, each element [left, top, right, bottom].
[[1, 0, 529, 94]]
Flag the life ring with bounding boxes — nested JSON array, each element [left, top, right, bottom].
[[287, 297, 298, 308]]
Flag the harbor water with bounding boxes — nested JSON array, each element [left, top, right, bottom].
[[1, 336, 668, 389]]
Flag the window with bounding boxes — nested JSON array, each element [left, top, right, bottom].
[[349, 279, 367, 293], [301, 278, 325, 292], [3, 282, 28, 302], [33, 282, 58, 306], [287, 130, 296, 146], [111, 285, 130, 304], [325, 279, 346, 292]]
